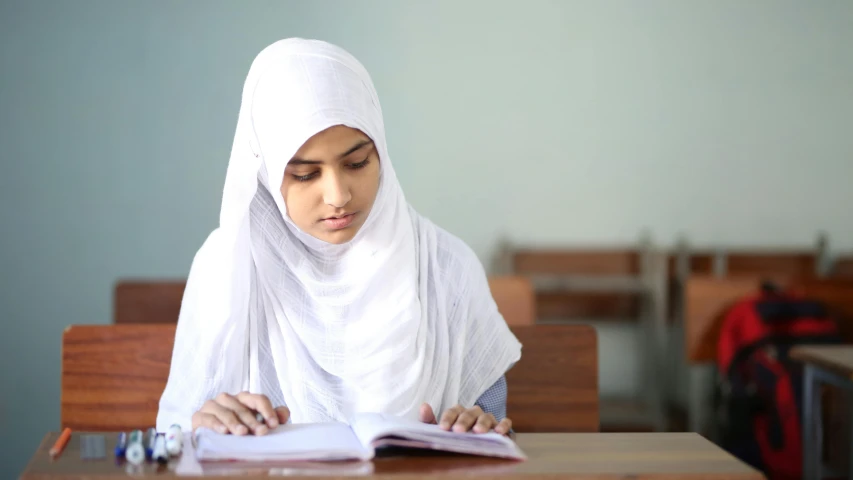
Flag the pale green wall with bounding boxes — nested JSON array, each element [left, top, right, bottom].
[[2, 1, 852, 476]]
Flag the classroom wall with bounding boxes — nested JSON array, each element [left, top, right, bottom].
[[1, 0, 852, 476]]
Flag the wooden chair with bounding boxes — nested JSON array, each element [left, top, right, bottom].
[[61, 323, 598, 433], [61, 324, 175, 431], [831, 256, 853, 278], [114, 280, 185, 324], [115, 276, 537, 325], [488, 275, 535, 326], [506, 324, 599, 432], [493, 239, 665, 432]]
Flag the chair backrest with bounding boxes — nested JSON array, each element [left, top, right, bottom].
[[509, 248, 644, 320], [832, 256, 853, 278], [672, 252, 818, 278], [684, 275, 853, 363], [115, 277, 537, 325], [506, 324, 599, 432], [487, 275, 536, 325], [61, 323, 598, 433], [61, 324, 176, 430], [114, 280, 185, 324]]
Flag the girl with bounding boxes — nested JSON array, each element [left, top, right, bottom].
[[156, 38, 522, 437]]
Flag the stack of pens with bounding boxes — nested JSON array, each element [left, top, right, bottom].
[[114, 425, 183, 465]]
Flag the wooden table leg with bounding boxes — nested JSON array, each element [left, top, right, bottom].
[[803, 363, 820, 480]]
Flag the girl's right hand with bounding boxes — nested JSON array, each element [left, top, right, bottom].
[[191, 392, 290, 435]]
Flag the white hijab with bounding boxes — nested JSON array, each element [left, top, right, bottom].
[[156, 38, 521, 431]]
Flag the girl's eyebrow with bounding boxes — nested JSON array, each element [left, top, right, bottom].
[[289, 139, 373, 165]]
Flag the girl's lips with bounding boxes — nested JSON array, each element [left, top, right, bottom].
[[322, 213, 356, 229]]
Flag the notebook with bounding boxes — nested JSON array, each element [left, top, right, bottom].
[[193, 412, 526, 462]]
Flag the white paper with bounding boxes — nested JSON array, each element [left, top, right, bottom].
[[191, 413, 526, 463], [193, 422, 372, 462], [349, 413, 526, 460]]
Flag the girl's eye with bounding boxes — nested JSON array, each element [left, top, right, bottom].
[[349, 158, 370, 169], [291, 157, 369, 182], [292, 171, 318, 182]]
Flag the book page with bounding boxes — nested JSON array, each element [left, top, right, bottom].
[[349, 412, 526, 460], [193, 422, 373, 462]]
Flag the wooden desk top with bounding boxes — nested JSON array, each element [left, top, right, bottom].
[[21, 431, 764, 480], [791, 344, 853, 379]]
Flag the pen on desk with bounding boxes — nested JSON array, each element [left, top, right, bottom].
[[165, 424, 183, 456], [50, 427, 72, 458], [145, 427, 157, 459], [152, 433, 169, 464], [115, 432, 128, 458], [125, 429, 145, 466]]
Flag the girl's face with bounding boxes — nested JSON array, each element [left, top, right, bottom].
[[280, 125, 381, 244]]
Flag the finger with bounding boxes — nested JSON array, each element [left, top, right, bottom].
[[473, 413, 497, 433], [217, 393, 267, 435], [235, 392, 278, 429], [274, 406, 290, 424], [207, 402, 249, 435], [495, 418, 513, 435], [452, 406, 483, 433], [419, 403, 436, 424], [206, 396, 250, 435], [198, 399, 239, 434], [439, 405, 465, 430], [192, 412, 228, 434]]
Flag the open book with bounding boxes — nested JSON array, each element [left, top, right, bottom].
[[193, 412, 526, 462]]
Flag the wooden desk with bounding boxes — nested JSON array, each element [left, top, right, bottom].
[[792, 346, 853, 381], [21, 431, 764, 479], [791, 345, 853, 480]]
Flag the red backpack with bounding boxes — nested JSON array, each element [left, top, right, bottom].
[[714, 283, 842, 480]]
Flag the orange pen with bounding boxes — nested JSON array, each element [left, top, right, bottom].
[[50, 427, 72, 458]]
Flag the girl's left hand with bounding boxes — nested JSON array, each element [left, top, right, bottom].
[[419, 403, 512, 435]]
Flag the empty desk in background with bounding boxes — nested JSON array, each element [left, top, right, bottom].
[[792, 345, 853, 480], [21, 430, 764, 479]]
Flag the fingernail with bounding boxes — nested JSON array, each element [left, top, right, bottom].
[[217, 425, 227, 434], [236, 425, 248, 435], [255, 425, 268, 435], [269, 418, 279, 428]]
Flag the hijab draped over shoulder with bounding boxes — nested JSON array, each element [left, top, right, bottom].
[[156, 38, 521, 431]]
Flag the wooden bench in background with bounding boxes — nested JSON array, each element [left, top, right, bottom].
[[493, 236, 671, 433], [61, 323, 598, 433], [491, 232, 851, 434], [114, 276, 537, 326]]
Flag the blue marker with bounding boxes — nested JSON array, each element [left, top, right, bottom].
[[145, 428, 157, 459], [114, 432, 127, 457]]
